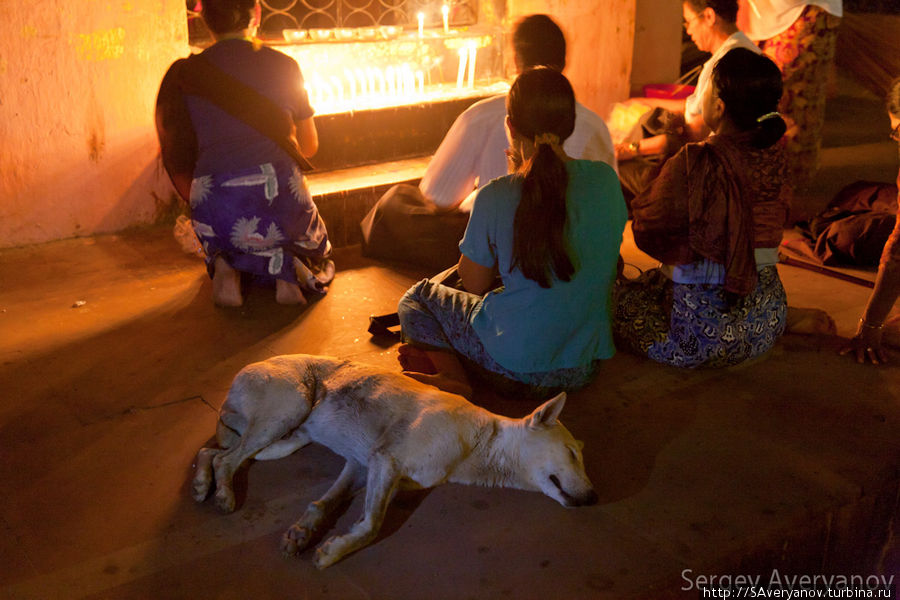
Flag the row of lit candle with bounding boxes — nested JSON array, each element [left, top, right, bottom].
[[305, 64, 426, 108], [301, 45, 479, 114]]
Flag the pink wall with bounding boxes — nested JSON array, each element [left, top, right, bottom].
[[0, 1, 188, 249], [0, 0, 667, 249]]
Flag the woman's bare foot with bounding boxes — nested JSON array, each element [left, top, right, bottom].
[[275, 279, 307, 305], [402, 371, 473, 400], [785, 306, 836, 335], [212, 257, 243, 307], [397, 344, 437, 374]]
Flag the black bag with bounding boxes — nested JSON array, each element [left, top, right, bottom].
[[804, 180, 899, 266], [360, 184, 469, 272]]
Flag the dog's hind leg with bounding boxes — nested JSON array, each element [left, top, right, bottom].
[[314, 453, 400, 569], [210, 436, 279, 513], [191, 447, 220, 502], [281, 459, 363, 557]]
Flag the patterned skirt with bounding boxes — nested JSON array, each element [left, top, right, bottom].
[[189, 162, 334, 292], [398, 276, 600, 399], [761, 6, 842, 191], [613, 266, 787, 368]]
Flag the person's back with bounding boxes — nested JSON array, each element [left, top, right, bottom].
[[615, 47, 791, 368], [397, 67, 627, 399], [461, 160, 626, 372], [187, 40, 310, 176]]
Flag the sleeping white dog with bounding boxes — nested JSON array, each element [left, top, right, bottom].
[[192, 354, 597, 568]]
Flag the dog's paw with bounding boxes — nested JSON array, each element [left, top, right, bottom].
[[313, 543, 341, 570], [281, 524, 313, 556], [191, 476, 212, 503], [213, 487, 236, 513]]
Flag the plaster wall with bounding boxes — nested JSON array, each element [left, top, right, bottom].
[[630, 0, 682, 95], [507, 0, 637, 119], [0, 0, 188, 249]]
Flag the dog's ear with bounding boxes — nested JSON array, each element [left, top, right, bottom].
[[525, 392, 567, 430]]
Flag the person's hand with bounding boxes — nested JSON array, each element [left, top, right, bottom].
[[838, 321, 889, 364], [615, 141, 639, 161]]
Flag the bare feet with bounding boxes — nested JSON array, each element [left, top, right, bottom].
[[275, 279, 307, 305], [785, 306, 836, 335], [397, 344, 437, 374], [402, 371, 473, 400], [212, 257, 243, 307]]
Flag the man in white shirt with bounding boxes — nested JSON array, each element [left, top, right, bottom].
[[361, 14, 617, 270]]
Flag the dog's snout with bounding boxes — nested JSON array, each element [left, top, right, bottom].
[[580, 489, 598, 506]]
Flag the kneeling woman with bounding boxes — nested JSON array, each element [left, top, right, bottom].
[[397, 67, 628, 399], [614, 48, 789, 368]]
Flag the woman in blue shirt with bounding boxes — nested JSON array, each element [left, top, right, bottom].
[[397, 67, 628, 399]]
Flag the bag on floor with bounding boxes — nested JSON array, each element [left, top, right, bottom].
[[803, 180, 899, 266], [360, 183, 469, 272]]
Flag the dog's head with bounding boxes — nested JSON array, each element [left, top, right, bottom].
[[517, 392, 598, 508]]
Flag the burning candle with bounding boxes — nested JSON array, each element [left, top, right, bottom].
[[467, 46, 476, 88], [386, 66, 396, 96], [456, 47, 467, 89], [442, 4, 450, 34], [416, 70, 425, 95], [417, 12, 424, 38]]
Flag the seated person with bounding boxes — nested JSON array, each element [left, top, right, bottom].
[[155, 0, 333, 307], [615, 0, 760, 205], [360, 14, 616, 271], [614, 48, 789, 368], [840, 77, 900, 365], [396, 67, 628, 400]]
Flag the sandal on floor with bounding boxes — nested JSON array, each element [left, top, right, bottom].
[[368, 313, 401, 339]]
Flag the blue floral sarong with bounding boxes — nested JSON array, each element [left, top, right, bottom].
[[189, 161, 334, 292]]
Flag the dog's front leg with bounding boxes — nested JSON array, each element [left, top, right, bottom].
[[314, 453, 400, 569], [281, 459, 363, 557]]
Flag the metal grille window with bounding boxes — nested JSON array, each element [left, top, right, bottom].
[[257, 0, 478, 36]]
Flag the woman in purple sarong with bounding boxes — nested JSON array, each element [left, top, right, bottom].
[[156, 0, 333, 307]]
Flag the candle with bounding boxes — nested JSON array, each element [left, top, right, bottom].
[[442, 4, 449, 34], [456, 47, 467, 89], [416, 70, 425, 95], [417, 12, 424, 38], [467, 46, 476, 88]]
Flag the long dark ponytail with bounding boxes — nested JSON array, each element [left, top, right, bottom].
[[712, 48, 786, 149], [507, 67, 576, 288]]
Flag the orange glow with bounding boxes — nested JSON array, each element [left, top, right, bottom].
[[274, 29, 506, 115]]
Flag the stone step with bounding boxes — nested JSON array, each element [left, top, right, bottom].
[[307, 155, 430, 247]]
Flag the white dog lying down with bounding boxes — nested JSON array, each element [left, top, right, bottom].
[[192, 354, 597, 569]]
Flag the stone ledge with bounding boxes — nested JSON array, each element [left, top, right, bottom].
[[307, 156, 430, 248]]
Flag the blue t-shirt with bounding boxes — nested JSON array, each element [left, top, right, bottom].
[[186, 39, 314, 176], [459, 160, 627, 373]]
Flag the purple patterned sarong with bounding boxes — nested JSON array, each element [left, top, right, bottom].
[[189, 161, 334, 292]]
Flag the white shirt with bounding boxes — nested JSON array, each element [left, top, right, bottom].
[[743, 0, 842, 41], [419, 94, 617, 210], [684, 31, 762, 120]]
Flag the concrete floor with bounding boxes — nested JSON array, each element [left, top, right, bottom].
[[2, 76, 899, 599]]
